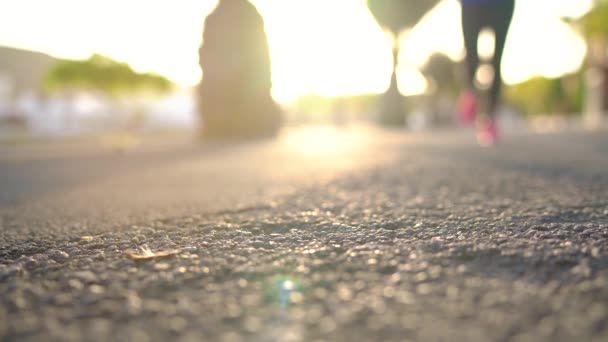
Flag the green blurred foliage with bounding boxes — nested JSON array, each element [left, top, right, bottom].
[[579, 0, 608, 38], [512, 0, 606, 116], [366, 0, 440, 36], [422, 53, 460, 98], [45, 54, 173, 96], [505, 73, 584, 116]]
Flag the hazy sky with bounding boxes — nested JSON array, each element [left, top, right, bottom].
[[0, 0, 593, 102]]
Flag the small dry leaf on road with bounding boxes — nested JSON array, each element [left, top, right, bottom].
[[126, 246, 180, 260], [81, 234, 104, 242]]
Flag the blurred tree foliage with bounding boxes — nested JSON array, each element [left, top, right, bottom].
[[578, 0, 608, 38], [505, 74, 584, 116], [506, 0, 607, 116], [366, 0, 440, 37], [422, 53, 459, 98], [45, 54, 172, 96]]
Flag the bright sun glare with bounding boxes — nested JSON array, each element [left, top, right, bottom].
[[0, 0, 594, 103]]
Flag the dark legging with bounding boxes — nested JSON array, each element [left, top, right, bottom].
[[462, 0, 515, 116]]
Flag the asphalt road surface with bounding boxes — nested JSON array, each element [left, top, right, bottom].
[[1, 126, 607, 342]]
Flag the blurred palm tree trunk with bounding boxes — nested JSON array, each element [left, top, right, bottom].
[[367, 0, 440, 127], [379, 42, 406, 126], [584, 37, 606, 129], [568, 1, 608, 128]]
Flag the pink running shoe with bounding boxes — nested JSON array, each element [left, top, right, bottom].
[[476, 118, 498, 146], [457, 90, 478, 126]]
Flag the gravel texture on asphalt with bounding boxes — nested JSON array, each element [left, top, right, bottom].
[[1, 129, 607, 342]]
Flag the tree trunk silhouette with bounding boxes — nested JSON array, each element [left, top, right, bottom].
[[197, 0, 281, 139], [367, 0, 440, 127], [379, 44, 406, 126]]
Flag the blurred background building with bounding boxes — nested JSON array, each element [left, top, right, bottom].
[[0, 47, 57, 136]]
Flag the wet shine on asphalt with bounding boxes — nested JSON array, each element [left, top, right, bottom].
[[1, 126, 607, 341]]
